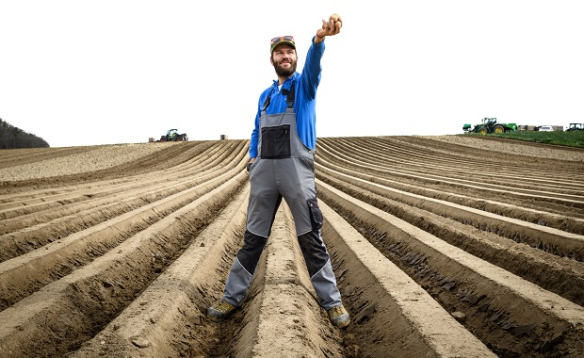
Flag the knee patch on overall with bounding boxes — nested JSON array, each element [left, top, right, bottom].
[[298, 231, 329, 277], [236, 230, 268, 274]]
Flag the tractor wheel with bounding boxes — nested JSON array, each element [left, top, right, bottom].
[[493, 124, 505, 133], [478, 127, 488, 135]]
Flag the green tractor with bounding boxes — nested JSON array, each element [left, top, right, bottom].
[[463, 117, 517, 135], [160, 129, 188, 142]]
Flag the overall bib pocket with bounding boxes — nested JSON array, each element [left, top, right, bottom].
[[261, 124, 291, 159]]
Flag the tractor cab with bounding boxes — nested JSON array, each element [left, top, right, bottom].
[[483, 118, 497, 126], [166, 129, 179, 140]]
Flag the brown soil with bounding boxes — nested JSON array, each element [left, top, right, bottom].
[[1, 135, 583, 357]]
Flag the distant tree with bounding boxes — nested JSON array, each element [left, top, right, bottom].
[[0, 118, 50, 149]]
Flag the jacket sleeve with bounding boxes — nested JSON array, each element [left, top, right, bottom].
[[249, 88, 272, 158], [300, 36, 325, 100], [249, 106, 261, 159]]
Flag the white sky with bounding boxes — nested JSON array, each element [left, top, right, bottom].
[[1, 1, 583, 148]]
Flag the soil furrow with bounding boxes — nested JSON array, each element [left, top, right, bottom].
[[230, 204, 343, 357], [0, 140, 243, 217], [319, 137, 571, 182], [317, 141, 584, 206], [69, 183, 251, 357], [0, 146, 104, 168], [0, 172, 247, 357], [318, 180, 584, 357], [0, 141, 228, 194], [317, 166, 584, 262], [0, 162, 247, 310], [317, 146, 584, 218], [424, 135, 584, 163], [320, 201, 497, 358], [0, 143, 247, 258], [317, 157, 584, 231], [1, 136, 583, 357], [317, 169, 584, 305], [362, 139, 584, 190], [0, 167, 228, 263]]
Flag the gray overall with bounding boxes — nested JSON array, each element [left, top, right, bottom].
[[222, 82, 342, 310]]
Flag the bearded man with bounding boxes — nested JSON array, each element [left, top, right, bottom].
[[207, 14, 349, 329]]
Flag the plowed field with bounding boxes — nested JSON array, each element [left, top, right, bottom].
[[1, 136, 583, 358]]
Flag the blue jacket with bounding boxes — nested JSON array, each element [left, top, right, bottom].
[[249, 37, 325, 159]]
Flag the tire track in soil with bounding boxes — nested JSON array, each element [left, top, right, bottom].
[[1, 137, 583, 357]]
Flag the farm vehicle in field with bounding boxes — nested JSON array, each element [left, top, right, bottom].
[[566, 123, 583, 132], [151, 129, 188, 142], [463, 118, 517, 135]]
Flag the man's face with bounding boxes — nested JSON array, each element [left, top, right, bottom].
[[271, 44, 297, 78]]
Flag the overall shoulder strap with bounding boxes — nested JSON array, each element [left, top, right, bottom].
[[262, 81, 295, 112], [282, 81, 295, 108], [261, 88, 274, 112]]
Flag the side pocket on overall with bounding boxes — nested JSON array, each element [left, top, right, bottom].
[[261, 124, 291, 159], [307, 197, 323, 231], [301, 156, 315, 173]]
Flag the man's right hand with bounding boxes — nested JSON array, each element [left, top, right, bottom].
[[315, 13, 342, 43], [247, 158, 255, 172]]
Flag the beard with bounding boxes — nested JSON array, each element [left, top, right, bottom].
[[273, 61, 297, 78]]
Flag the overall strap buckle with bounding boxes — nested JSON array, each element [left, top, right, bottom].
[[281, 81, 295, 108]]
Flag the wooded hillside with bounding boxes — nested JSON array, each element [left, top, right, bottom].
[[0, 118, 49, 149]]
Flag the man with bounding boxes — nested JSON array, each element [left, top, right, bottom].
[[207, 14, 350, 328]]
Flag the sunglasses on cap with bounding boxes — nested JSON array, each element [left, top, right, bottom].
[[271, 35, 295, 45]]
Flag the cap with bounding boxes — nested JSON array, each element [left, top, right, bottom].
[[270, 35, 296, 54]]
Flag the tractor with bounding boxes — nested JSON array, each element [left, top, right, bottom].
[[566, 123, 583, 132], [463, 118, 517, 135], [160, 129, 188, 142]]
